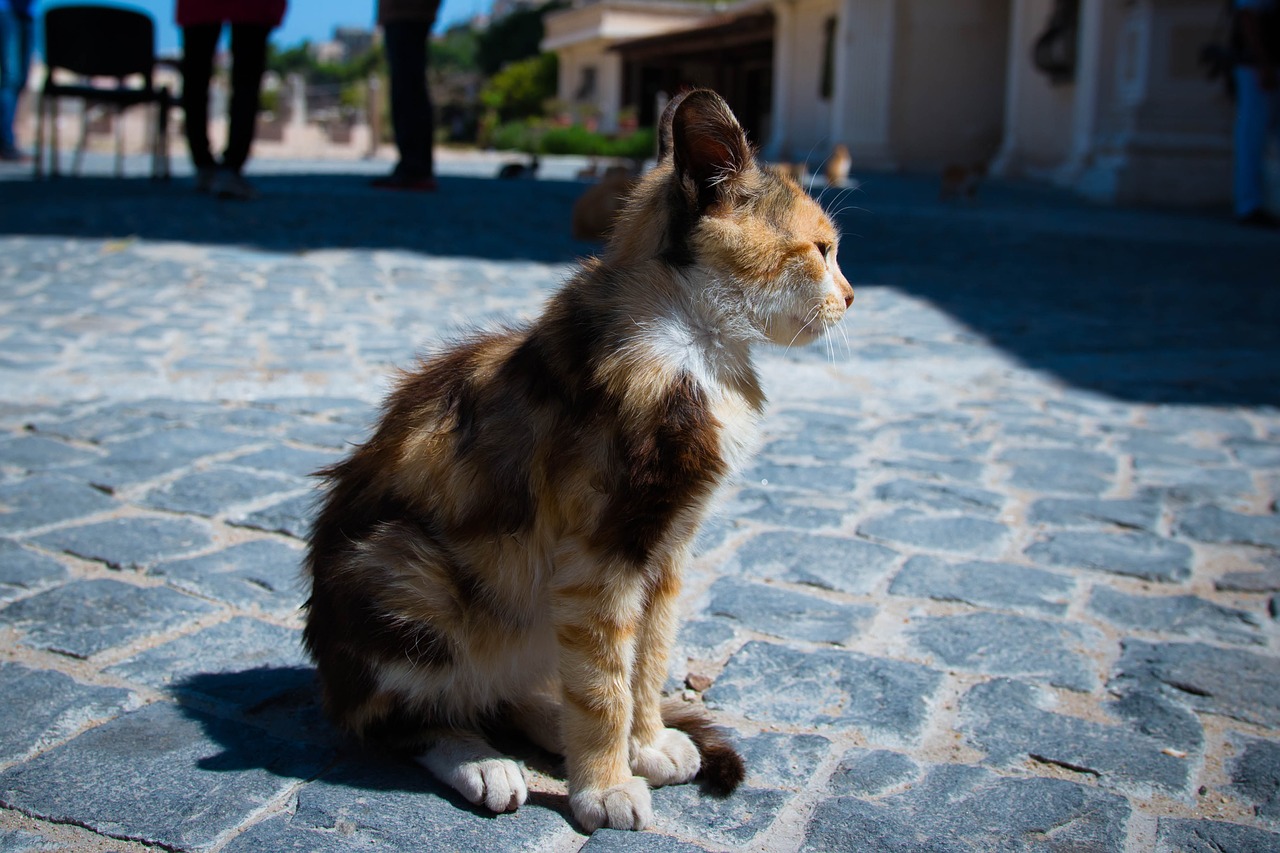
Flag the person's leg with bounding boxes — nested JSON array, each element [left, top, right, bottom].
[[181, 24, 220, 172], [384, 21, 434, 179], [223, 23, 270, 173], [0, 9, 28, 155], [1234, 65, 1268, 218]]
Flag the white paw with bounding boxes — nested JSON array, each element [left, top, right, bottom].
[[417, 743, 528, 813], [631, 728, 700, 787], [570, 776, 653, 832]]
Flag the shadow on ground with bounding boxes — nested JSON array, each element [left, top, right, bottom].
[[1, 169, 1276, 406]]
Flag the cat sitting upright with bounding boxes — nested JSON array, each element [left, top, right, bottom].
[[302, 88, 854, 833]]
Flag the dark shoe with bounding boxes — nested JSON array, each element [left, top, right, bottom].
[[211, 169, 259, 200], [0, 148, 31, 163], [1237, 209, 1280, 229], [371, 172, 438, 192]]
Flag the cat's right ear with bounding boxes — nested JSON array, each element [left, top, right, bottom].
[[666, 89, 754, 212]]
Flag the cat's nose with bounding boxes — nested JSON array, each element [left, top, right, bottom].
[[839, 281, 854, 309]]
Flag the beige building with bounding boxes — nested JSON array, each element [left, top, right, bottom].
[[542, 0, 1241, 206]]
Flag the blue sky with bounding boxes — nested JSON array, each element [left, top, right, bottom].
[[37, 0, 494, 54]]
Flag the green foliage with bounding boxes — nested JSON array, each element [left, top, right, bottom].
[[476, 1, 567, 75], [489, 120, 656, 158], [432, 26, 479, 73], [479, 52, 558, 122]]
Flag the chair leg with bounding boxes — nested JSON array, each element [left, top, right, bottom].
[[34, 94, 45, 179], [50, 98, 60, 177], [115, 105, 124, 177]]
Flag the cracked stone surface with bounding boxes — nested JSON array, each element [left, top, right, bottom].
[[0, 157, 1276, 851]]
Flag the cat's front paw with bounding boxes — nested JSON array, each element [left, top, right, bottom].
[[570, 777, 653, 831], [441, 756, 528, 813], [631, 728, 700, 787]]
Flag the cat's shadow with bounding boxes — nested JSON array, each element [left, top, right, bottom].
[[171, 667, 574, 822]]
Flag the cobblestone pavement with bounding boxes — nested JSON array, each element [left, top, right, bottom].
[[0, 153, 1278, 852]]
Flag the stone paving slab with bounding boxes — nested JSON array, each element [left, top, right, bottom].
[[0, 158, 1278, 851]]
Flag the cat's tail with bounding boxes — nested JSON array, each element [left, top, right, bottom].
[[661, 698, 745, 796]]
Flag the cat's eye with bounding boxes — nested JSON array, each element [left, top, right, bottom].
[[813, 242, 832, 258]]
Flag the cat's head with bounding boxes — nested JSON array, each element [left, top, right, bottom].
[[613, 88, 853, 348]]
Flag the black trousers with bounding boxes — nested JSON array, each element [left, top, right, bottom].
[[384, 20, 435, 179], [181, 23, 269, 173]]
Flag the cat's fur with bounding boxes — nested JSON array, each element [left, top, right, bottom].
[[302, 89, 853, 832]]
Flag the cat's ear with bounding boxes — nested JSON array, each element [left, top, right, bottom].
[[667, 89, 754, 210]]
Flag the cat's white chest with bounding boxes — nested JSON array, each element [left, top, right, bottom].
[[707, 387, 763, 479]]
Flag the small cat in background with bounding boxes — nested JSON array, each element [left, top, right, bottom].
[[825, 143, 852, 188], [940, 161, 988, 202], [572, 164, 638, 241], [303, 89, 853, 833], [498, 154, 539, 179]]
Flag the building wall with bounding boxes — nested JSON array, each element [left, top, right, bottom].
[[890, 0, 1010, 167], [768, 0, 839, 163], [994, 0, 1075, 173]]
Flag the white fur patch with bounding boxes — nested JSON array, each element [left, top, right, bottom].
[[631, 728, 700, 787], [416, 735, 528, 813], [569, 776, 654, 832]]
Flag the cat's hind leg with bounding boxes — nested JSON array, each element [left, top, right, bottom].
[[416, 732, 528, 813]]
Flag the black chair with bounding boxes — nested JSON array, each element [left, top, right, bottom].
[[35, 4, 180, 179]]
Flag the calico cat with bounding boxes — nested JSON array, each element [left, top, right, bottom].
[[303, 88, 854, 832]]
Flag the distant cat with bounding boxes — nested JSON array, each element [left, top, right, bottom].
[[940, 161, 988, 201], [498, 154, 539, 179], [303, 89, 854, 833], [571, 165, 637, 241], [825, 143, 852, 187]]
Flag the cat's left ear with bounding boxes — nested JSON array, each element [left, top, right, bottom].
[[669, 89, 754, 211]]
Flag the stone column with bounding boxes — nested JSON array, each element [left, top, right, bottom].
[[831, 0, 896, 169]]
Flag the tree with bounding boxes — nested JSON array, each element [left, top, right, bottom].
[[475, 1, 567, 76], [479, 51, 558, 122]]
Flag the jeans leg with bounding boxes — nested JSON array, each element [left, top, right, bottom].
[[182, 24, 220, 170], [224, 23, 269, 173], [0, 11, 32, 153], [384, 21, 434, 178]]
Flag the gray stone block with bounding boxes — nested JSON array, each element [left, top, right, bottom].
[[1176, 505, 1280, 549], [1105, 689, 1204, 751], [1227, 438, 1280, 468], [31, 516, 212, 570], [0, 436, 99, 472], [744, 460, 857, 494], [674, 618, 739, 662], [857, 509, 1008, 555], [802, 765, 1130, 853], [1154, 818, 1280, 852], [72, 428, 252, 491], [141, 468, 302, 516], [1229, 736, 1280, 821], [227, 445, 337, 478], [734, 530, 898, 595], [0, 662, 133, 766], [825, 748, 919, 796], [738, 496, 846, 530], [649, 784, 789, 849], [1120, 433, 1229, 468], [1001, 448, 1116, 495], [704, 641, 941, 745], [889, 555, 1074, 615], [231, 492, 316, 539], [0, 701, 328, 853], [873, 479, 1004, 515], [221, 757, 570, 853], [910, 612, 1100, 691], [736, 731, 831, 789], [1113, 640, 1280, 728], [149, 539, 305, 613], [1028, 496, 1161, 532], [582, 830, 716, 853], [707, 577, 873, 645], [960, 678, 1191, 794], [1088, 587, 1264, 646], [1216, 566, 1280, 592], [107, 617, 312, 707], [0, 476, 117, 534], [0, 829, 61, 853], [1025, 531, 1193, 582], [874, 456, 985, 484], [0, 540, 68, 604], [1, 578, 217, 658], [897, 430, 989, 458]]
